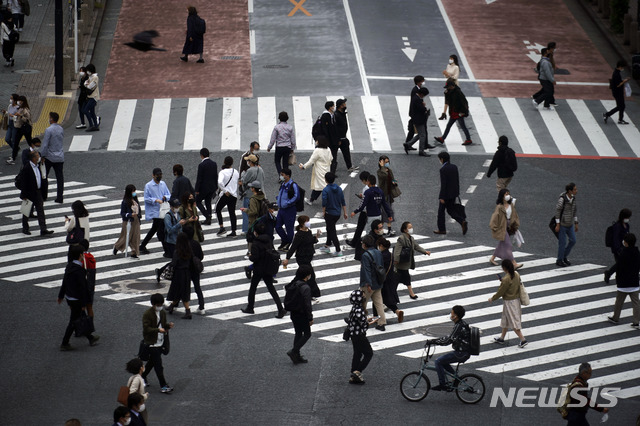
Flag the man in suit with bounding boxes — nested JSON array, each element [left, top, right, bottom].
[[127, 393, 147, 426], [405, 75, 425, 144], [434, 151, 467, 235], [404, 87, 433, 157], [170, 163, 194, 203], [195, 148, 217, 225], [19, 150, 53, 236], [320, 101, 340, 174]]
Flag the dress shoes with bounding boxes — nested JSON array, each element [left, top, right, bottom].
[[40, 230, 54, 236], [433, 230, 446, 235], [418, 152, 430, 157]]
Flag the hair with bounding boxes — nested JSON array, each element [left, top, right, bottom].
[[377, 237, 390, 250], [250, 141, 260, 150], [315, 135, 329, 148], [28, 150, 39, 161], [49, 111, 59, 122], [222, 156, 233, 169], [181, 191, 193, 207], [295, 264, 313, 280], [325, 172, 335, 184], [126, 358, 144, 374], [182, 224, 195, 239], [64, 420, 82, 426], [452, 305, 465, 319], [71, 200, 88, 218], [370, 219, 383, 232], [361, 234, 376, 248], [547, 41, 556, 49], [616, 59, 628, 68], [127, 392, 144, 409], [418, 87, 429, 96], [281, 167, 291, 177], [113, 406, 129, 422], [501, 259, 515, 279], [187, 6, 197, 15], [413, 75, 425, 85], [359, 170, 370, 182], [295, 215, 310, 231], [624, 233, 636, 247], [400, 221, 411, 233], [85, 64, 96, 74], [11, 93, 19, 102], [175, 232, 193, 260], [496, 188, 511, 205], [367, 175, 376, 186], [200, 147, 210, 157], [30, 137, 41, 147], [68, 244, 84, 261], [438, 151, 450, 163], [324, 101, 334, 110], [79, 239, 90, 251], [173, 164, 184, 176], [565, 182, 576, 192], [378, 155, 389, 168], [123, 184, 136, 205], [449, 54, 459, 66], [17, 95, 30, 110], [79, 66, 86, 72], [578, 362, 591, 375], [541, 48, 548, 56], [278, 111, 289, 122], [618, 208, 632, 223], [150, 293, 164, 306], [498, 135, 508, 146]]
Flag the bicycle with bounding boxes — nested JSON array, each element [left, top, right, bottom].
[[400, 341, 485, 404]]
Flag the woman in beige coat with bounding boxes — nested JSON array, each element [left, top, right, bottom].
[[393, 221, 430, 299], [488, 259, 528, 348], [299, 136, 333, 205], [489, 188, 522, 268]]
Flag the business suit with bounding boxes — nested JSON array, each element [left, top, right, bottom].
[[405, 85, 421, 142], [195, 157, 217, 222], [129, 410, 147, 426], [406, 93, 430, 154], [437, 162, 466, 232], [19, 160, 50, 234], [171, 174, 194, 204]]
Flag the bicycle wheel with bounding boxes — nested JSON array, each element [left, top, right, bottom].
[[400, 371, 430, 402], [455, 373, 485, 404]]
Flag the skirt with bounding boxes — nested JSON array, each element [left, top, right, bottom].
[[493, 219, 514, 260], [500, 298, 522, 330]]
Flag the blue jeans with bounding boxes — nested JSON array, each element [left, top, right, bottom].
[[241, 196, 250, 233], [557, 225, 576, 261], [434, 351, 470, 386], [275, 206, 296, 244], [5, 124, 15, 149]]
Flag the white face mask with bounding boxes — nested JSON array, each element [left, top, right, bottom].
[[624, 218, 630, 223], [407, 228, 414, 234], [138, 404, 146, 412], [124, 418, 131, 426], [504, 194, 511, 201], [375, 229, 384, 236], [304, 221, 310, 229], [17, 101, 22, 106], [79, 72, 85, 77], [155, 305, 163, 312], [279, 175, 285, 182], [448, 59, 454, 64]]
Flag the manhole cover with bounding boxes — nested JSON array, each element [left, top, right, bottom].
[[111, 278, 167, 295], [263, 64, 289, 69], [14, 69, 41, 74], [220, 56, 242, 60]]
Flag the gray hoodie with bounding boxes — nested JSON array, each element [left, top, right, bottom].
[[538, 57, 555, 83]]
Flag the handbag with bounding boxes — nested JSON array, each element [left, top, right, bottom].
[[158, 201, 170, 218], [73, 310, 95, 337], [137, 339, 150, 361], [160, 263, 174, 281], [192, 256, 204, 274], [519, 281, 530, 306], [399, 243, 411, 264], [450, 197, 466, 220], [390, 183, 402, 199], [549, 196, 566, 239], [117, 385, 130, 406], [624, 82, 632, 98], [288, 151, 296, 165], [511, 229, 525, 248], [196, 227, 204, 242], [161, 331, 170, 355], [66, 218, 85, 244]]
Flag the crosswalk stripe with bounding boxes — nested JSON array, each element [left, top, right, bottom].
[[221, 97, 241, 151], [184, 98, 206, 150], [107, 99, 137, 151], [361, 96, 391, 152], [395, 96, 410, 138], [430, 96, 466, 152], [466, 97, 498, 153], [257, 97, 276, 148], [498, 98, 542, 154], [292, 96, 314, 151], [145, 99, 171, 151], [521, 361, 640, 386], [600, 100, 640, 156], [567, 99, 617, 157], [69, 135, 92, 152], [539, 108, 580, 155]]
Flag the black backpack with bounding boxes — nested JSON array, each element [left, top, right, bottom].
[[283, 280, 306, 312], [364, 251, 386, 286], [264, 246, 281, 276], [468, 326, 481, 356], [605, 221, 616, 247], [14, 169, 24, 190], [505, 148, 518, 172], [259, 198, 270, 217], [311, 115, 323, 140], [288, 182, 305, 212], [9, 29, 19, 44], [193, 16, 206, 35]]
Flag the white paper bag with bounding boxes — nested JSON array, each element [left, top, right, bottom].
[[20, 199, 33, 217], [511, 229, 525, 248]]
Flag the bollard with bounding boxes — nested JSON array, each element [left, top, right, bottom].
[[624, 14, 632, 44], [63, 54, 73, 90]]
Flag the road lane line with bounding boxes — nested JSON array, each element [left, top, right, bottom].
[[361, 96, 391, 152], [499, 98, 542, 154], [434, 0, 475, 81], [145, 98, 171, 151], [107, 99, 136, 151], [69, 135, 92, 152], [367, 75, 609, 86], [342, 0, 370, 95], [292, 96, 314, 150], [395, 96, 411, 138], [221, 97, 241, 151], [184, 97, 206, 150], [257, 97, 276, 148]]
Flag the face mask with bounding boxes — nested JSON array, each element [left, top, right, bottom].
[[449, 59, 454, 64], [17, 101, 22, 106], [304, 221, 311, 229], [624, 218, 630, 223], [385, 162, 390, 167], [124, 418, 131, 426], [132, 192, 137, 197], [79, 72, 85, 77], [253, 150, 259, 155], [154, 176, 161, 182], [279, 175, 285, 182], [138, 404, 146, 412], [188, 198, 195, 204], [375, 229, 384, 236], [407, 228, 414, 234], [155, 305, 163, 312], [504, 194, 511, 201]]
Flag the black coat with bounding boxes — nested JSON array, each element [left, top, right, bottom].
[[439, 162, 460, 200], [487, 145, 516, 179], [320, 111, 338, 145], [380, 249, 399, 307], [58, 262, 89, 305], [182, 14, 204, 55], [195, 158, 218, 194], [445, 86, 469, 115], [615, 246, 640, 289], [334, 110, 348, 139], [19, 163, 47, 202], [171, 175, 194, 204], [409, 93, 428, 125], [287, 229, 317, 264], [250, 234, 275, 275]]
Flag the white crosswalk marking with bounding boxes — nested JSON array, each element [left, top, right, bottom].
[[146, 99, 171, 151], [184, 98, 206, 150], [567, 99, 617, 157], [292, 96, 314, 151], [466, 97, 498, 153], [69, 135, 92, 152], [5, 179, 639, 398], [538, 108, 580, 155], [221, 97, 241, 150], [600, 100, 640, 156], [361, 96, 391, 152], [498, 98, 542, 155], [257, 97, 276, 148], [107, 99, 137, 151], [395, 95, 410, 138]]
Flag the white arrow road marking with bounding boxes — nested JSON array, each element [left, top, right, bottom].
[[402, 47, 417, 62]]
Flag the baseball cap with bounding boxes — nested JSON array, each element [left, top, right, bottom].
[[244, 154, 258, 163], [336, 98, 347, 108], [248, 181, 262, 189]]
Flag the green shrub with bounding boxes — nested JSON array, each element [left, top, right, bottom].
[[610, 0, 630, 34]]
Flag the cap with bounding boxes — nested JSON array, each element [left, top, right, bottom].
[[444, 78, 456, 88], [169, 199, 181, 207], [336, 98, 347, 108], [244, 154, 258, 164], [248, 181, 262, 189], [152, 167, 162, 175]]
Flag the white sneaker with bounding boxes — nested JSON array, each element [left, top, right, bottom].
[[304, 197, 313, 206], [75, 124, 87, 129], [312, 297, 320, 304], [197, 308, 206, 315], [319, 246, 331, 254], [543, 106, 555, 111], [532, 99, 538, 109]]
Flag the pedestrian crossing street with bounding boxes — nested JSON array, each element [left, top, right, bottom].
[[2, 175, 639, 399], [67, 95, 640, 158]]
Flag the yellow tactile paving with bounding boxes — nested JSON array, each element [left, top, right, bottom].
[[0, 97, 70, 148]]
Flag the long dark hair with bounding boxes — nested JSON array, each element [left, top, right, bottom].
[[123, 184, 137, 206], [17, 95, 30, 110], [618, 208, 632, 223], [501, 259, 515, 279], [496, 188, 511, 205], [175, 232, 193, 260], [71, 200, 88, 218], [449, 54, 459, 66]]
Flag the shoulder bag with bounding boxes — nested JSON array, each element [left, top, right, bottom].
[[549, 196, 566, 239], [519, 280, 530, 306]]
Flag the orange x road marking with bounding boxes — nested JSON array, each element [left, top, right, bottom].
[[288, 0, 311, 16]]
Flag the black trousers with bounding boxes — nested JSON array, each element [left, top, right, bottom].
[[437, 198, 465, 232], [309, 190, 322, 202], [605, 93, 625, 121], [141, 346, 167, 388], [141, 218, 166, 250], [324, 213, 341, 252], [291, 311, 311, 354], [348, 211, 368, 248], [216, 194, 237, 231], [606, 252, 620, 277], [44, 159, 64, 202], [442, 116, 471, 141], [330, 139, 353, 173], [405, 119, 415, 143], [247, 272, 284, 312], [274, 146, 292, 175], [534, 80, 555, 107], [351, 333, 373, 373], [196, 190, 214, 221], [192, 272, 205, 309], [22, 192, 47, 232], [2, 40, 15, 62], [62, 299, 92, 345]]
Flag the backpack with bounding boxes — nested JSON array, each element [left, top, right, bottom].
[[311, 115, 323, 140], [9, 29, 19, 44], [364, 251, 386, 286], [505, 148, 518, 172], [468, 326, 481, 356], [288, 182, 305, 212], [557, 380, 583, 419], [193, 16, 206, 35], [14, 170, 23, 190], [259, 198, 270, 217], [66, 220, 85, 245], [605, 221, 616, 247], [283, 280, 306, 312], [264, 246, 281, 276]]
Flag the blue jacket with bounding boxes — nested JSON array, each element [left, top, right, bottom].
[[277, 180, 299, 209], [360, 248, 383, 289], [354, 186, 392, 218], [322, 183, 345, 216], [143, 179, 171, 220], [120, 199, 140, 222], [164, 211, 182, 245]]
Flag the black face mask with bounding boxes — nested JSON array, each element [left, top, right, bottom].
[[188, 199, 195, 204], [154, 175, 162, 182]]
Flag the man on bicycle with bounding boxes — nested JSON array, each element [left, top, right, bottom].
[[428, 305, 471, 391]]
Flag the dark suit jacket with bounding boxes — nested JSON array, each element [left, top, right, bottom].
[[58, 262, 89, 304], [129, 410, 147, 426], [195, 158, 217, 194], [171, 175, 195, 203], [409, 94, 428, 125], [320, 111, 338, 146], [439, 162, 460, 200], [19, 162, 46, 202]]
